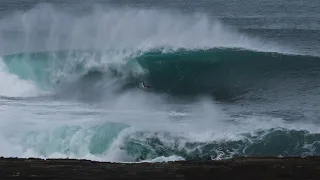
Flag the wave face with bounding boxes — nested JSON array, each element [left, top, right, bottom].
[[0, 3, 320, 163]]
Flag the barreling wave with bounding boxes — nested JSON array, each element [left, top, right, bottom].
[[137, 48, 320, 100], [2, 48, 320, 101]]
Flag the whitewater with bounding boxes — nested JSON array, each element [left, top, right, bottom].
[[0, 2, 320, 162]]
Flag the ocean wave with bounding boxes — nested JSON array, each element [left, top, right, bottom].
[[2, 122, 319, 162], [2, 48, 320, 100]]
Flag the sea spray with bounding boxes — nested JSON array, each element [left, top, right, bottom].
[[0, 4, 283, 55]]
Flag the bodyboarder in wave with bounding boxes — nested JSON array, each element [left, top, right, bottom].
[[141, 81, 151, 91]]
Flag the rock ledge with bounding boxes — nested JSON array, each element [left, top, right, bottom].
[[1, 156, 320, 179]]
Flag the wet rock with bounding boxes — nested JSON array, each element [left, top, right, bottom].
[[1, 156, 320, 179]]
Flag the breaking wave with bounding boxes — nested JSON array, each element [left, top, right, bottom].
[[2, 48, 320, 101], [0, 3, 319, 163], [1, 121, 319, 162]]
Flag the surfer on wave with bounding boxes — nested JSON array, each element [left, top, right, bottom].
[[142, 81, 151, 91]]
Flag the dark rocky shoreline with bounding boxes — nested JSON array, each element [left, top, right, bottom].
[[1, 156, 320, 179]]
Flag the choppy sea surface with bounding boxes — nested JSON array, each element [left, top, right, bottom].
[[0, 0, 320, 162]]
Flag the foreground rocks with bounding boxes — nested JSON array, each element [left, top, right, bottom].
[[1, 156, 320, 179]]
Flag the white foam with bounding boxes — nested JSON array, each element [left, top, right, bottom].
[[141, 156, 185, 163]]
